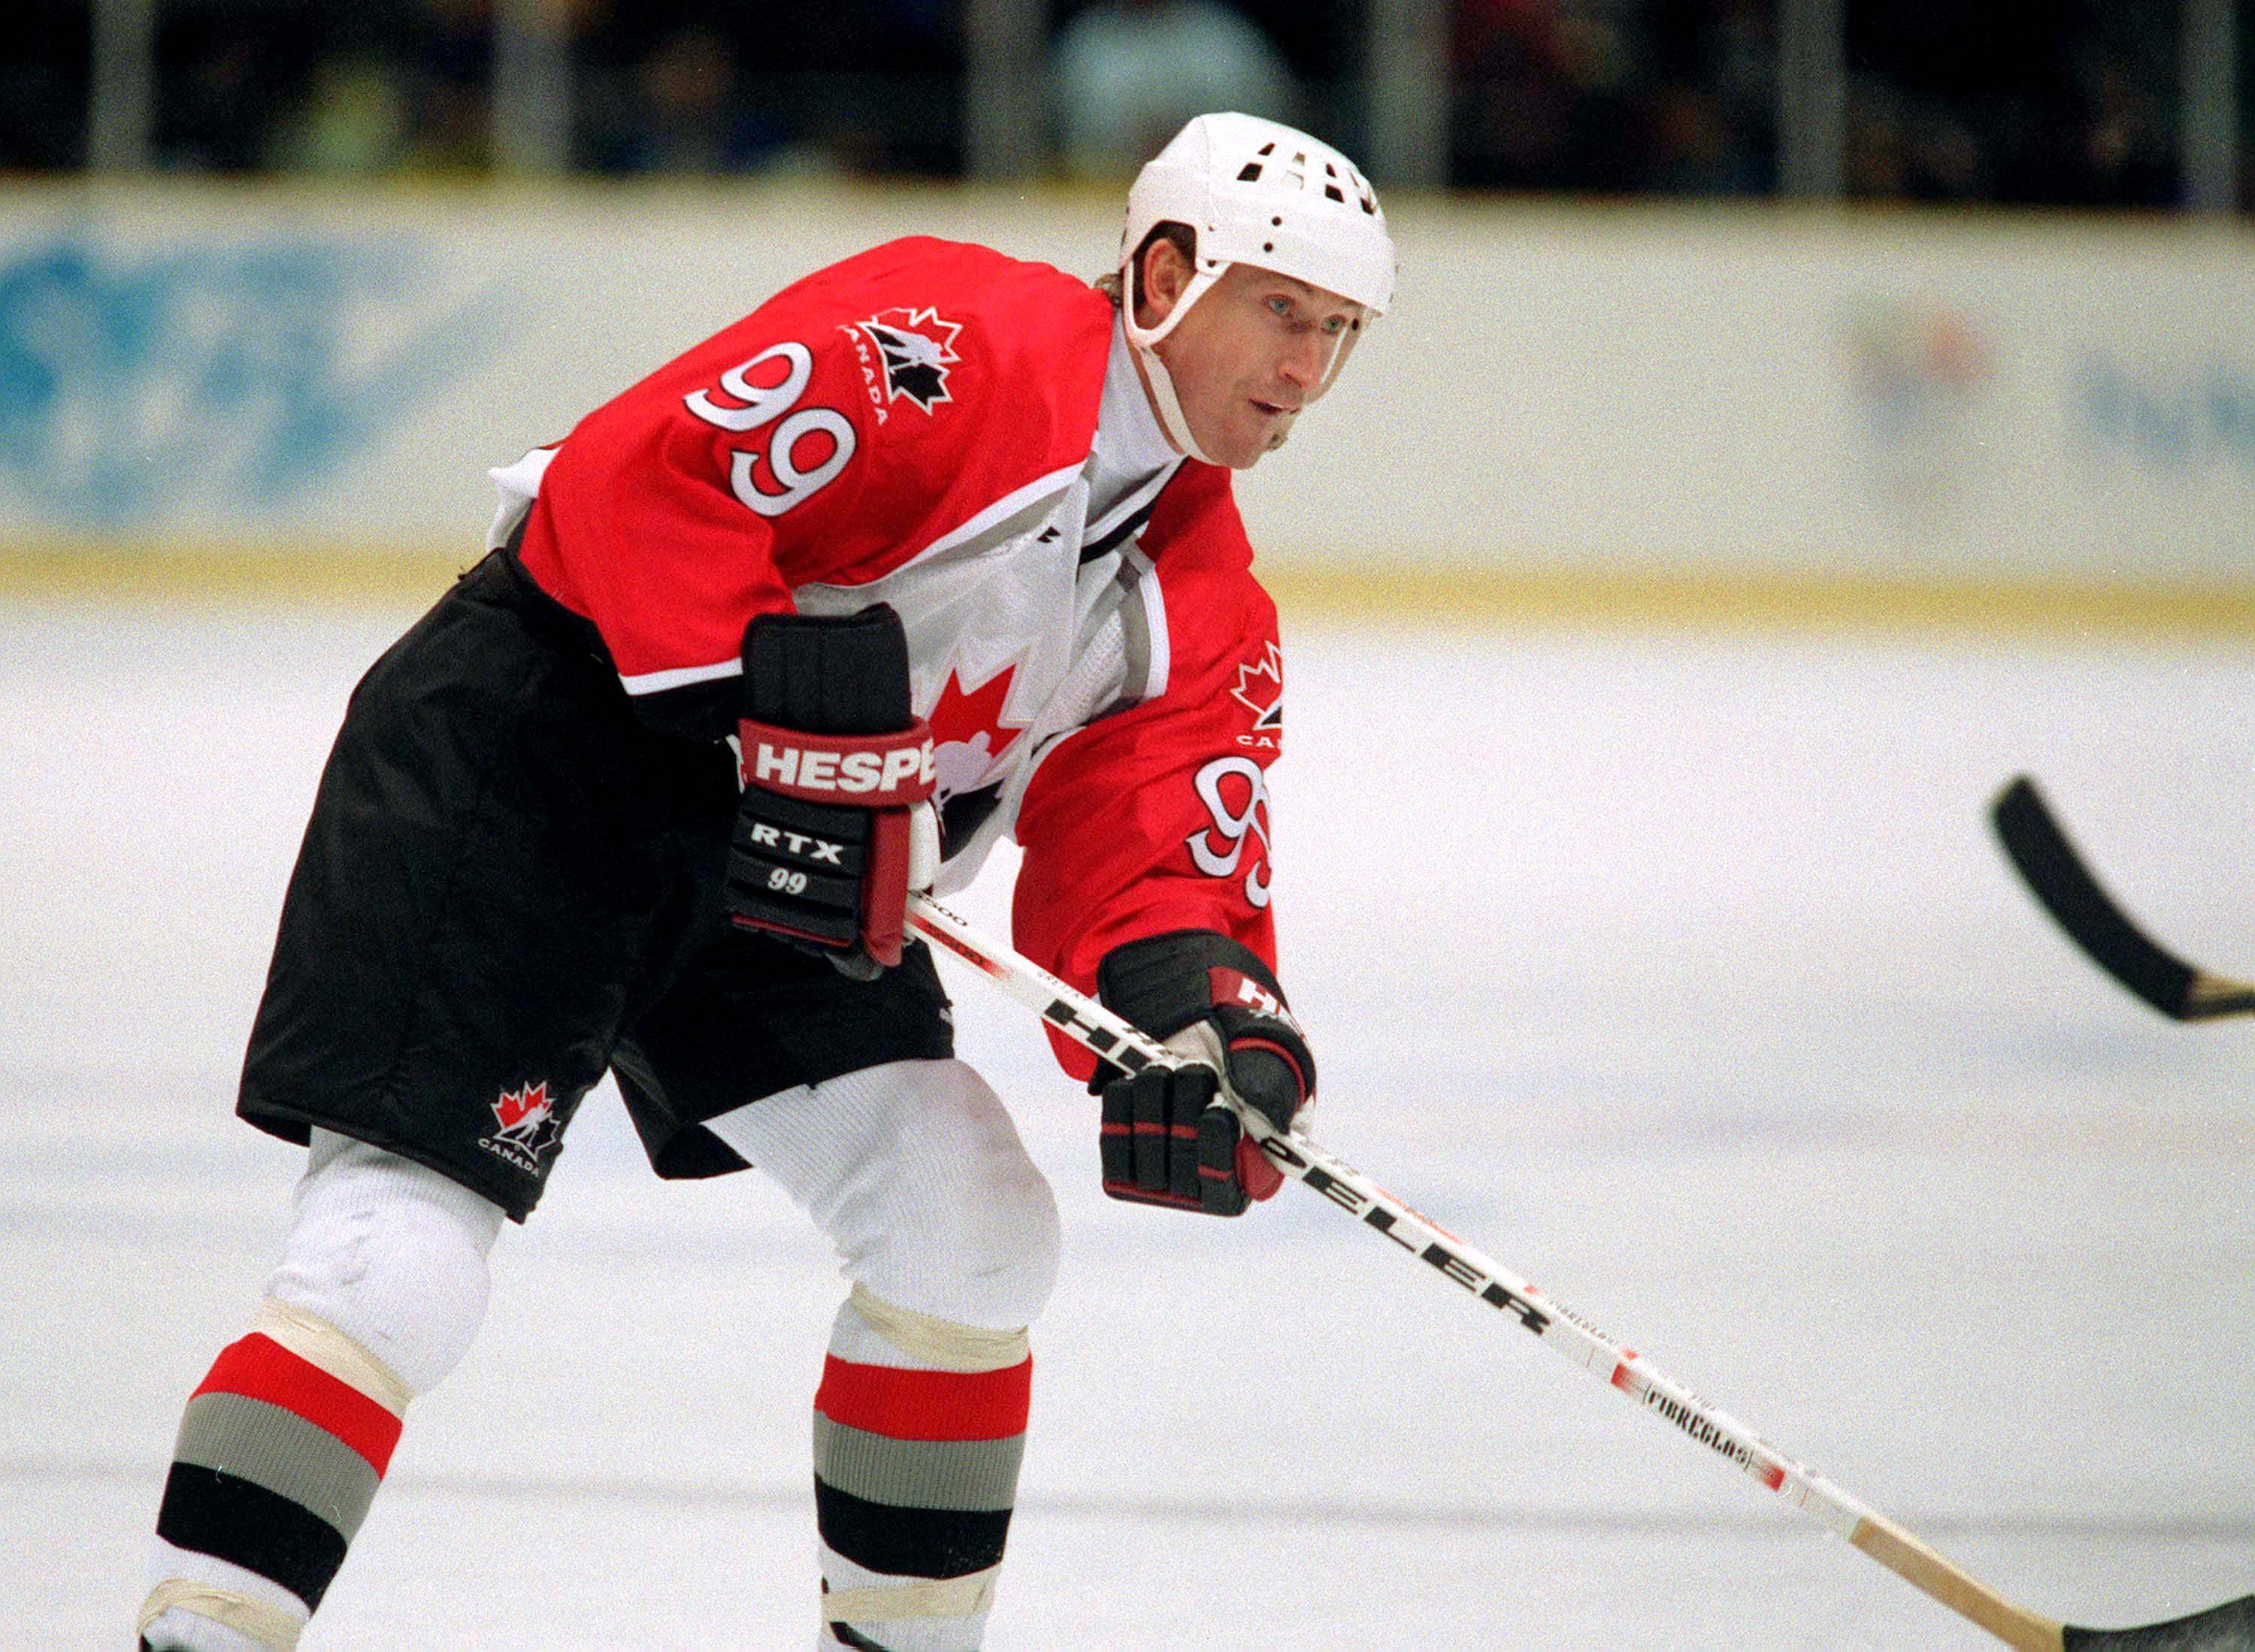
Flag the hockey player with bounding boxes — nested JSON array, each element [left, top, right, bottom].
[[140, 110, 1394, 1652]]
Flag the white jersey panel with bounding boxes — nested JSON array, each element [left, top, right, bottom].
[[791, 462, 1173, 894]]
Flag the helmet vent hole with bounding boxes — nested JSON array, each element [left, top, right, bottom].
[[1324, 183, 1345, 202], [1257, 142, 1275, 155], [1236, 162, 1264, 182], [1262, 241, 1274, 253]]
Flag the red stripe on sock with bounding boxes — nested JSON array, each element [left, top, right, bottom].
[[193, 1333, 404, 1474], [815, 1355, 1031, 1442]]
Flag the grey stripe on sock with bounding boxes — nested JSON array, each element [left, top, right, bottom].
[[813, 1413, 1025, 1513], [174, 1393, 382, 1540]]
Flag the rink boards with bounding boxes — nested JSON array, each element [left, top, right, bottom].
[[0, 184, 2247, 630]]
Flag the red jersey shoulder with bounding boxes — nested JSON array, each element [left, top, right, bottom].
[[636, 241, 1113, 582], [516, 240, 1120, 688], [800, 239, 1112, 433], [806, 241, 1117, 582]]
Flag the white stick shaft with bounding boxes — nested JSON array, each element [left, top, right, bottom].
[[906, 894, 2064, 1649], [910, 897, 1863, 1522]]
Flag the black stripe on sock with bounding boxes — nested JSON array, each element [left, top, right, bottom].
[[828, 1622, 897, 1650], [156, 1461, 348, 1609], [815, 1475, 1011, 1579]]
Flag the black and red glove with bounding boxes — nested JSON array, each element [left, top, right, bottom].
[[1093, 930, 1315, 1217], [725, 604, 937, 980]]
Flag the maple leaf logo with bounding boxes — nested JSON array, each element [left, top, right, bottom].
[[1230, 642, 1283, 732], [855, 307, 963, 413], [480, 1081, 563, 1173], [491, 1082, 552, 1134], [928, 661, 1023, 807]]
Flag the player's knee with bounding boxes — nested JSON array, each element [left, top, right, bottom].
[[264, 1128, 507, 1397], [904, 1160, 1062, 1333], [834, 1059, 1062, 1331]]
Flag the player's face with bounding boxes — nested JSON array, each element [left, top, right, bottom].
[[1145, 256, 1364, 468]]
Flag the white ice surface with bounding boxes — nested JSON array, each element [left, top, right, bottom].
[[2, 598, 2250, 1648]]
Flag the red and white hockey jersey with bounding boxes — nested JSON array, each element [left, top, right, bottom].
[[489, 237, 1288, 1068]]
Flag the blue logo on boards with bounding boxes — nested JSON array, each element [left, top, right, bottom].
[[0, 234, 504, 527], [2073, 357, 2255, 477]]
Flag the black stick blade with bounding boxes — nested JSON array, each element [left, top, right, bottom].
[[1990, 776, 2255, 1022], [2064, 1593, 2255, 1650]]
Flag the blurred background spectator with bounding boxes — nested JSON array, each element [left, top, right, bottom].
[[0, 2, 90, 171], [0, 0, 2243, 210], [1051, 0, 1301, 178], [572, 0, 964, 176]]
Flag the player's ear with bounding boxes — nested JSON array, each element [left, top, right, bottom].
[[1138, 238, 1190, 327]]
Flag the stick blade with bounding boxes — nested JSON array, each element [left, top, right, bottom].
[[2065, 1594, 2255, 1650], [2182, 974, 2255, 1021], [1990, 776, 2254, 1021]]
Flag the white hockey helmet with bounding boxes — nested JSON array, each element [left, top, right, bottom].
[[1118, 112, 1395, 460]]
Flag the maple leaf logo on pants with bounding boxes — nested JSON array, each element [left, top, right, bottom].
[[479, 1081, 563, 1174]]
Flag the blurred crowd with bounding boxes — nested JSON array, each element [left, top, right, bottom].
[[0, 0, 2242, 207]]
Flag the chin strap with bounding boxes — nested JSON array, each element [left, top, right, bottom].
[[1122, 262, 1221, 465], [1131, 342, 1212, 464]]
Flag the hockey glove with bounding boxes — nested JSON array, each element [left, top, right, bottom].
[[1093, 930, 1315, 1217], [725, 604, 939, 980]]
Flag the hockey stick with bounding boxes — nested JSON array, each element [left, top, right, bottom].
[[1991, 776, 2255, 1022], [907, 892, 2255, 1650]]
